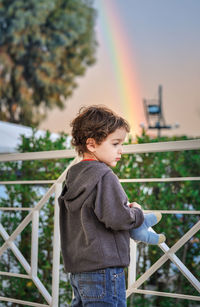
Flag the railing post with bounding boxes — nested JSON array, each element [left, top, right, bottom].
[[128, 240, 137, 288], [31, 210, 39, 277], [51, 183, 62, 307]]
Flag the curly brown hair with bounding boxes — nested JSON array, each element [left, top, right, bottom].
[[70, 105, 130, 155]]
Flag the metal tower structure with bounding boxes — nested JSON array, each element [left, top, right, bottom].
[[143, 85, 174, 137]]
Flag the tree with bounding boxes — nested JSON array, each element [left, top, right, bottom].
[[0, 0, 97, 126]]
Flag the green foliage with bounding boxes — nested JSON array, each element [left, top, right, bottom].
[[0, 0, 97, 125], [0, 131, 199, 306]]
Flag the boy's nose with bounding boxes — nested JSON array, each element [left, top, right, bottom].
[[118, 145, 123, 154]]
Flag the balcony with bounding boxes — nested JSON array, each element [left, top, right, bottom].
[[0, 139, 200, 306]]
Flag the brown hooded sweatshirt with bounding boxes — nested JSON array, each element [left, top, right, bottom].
[[58, 160, 144, 273]]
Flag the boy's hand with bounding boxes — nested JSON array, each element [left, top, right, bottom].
[[129, 202, 142, 210]]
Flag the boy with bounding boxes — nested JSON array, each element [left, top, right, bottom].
[[58, 106, 163, 306]]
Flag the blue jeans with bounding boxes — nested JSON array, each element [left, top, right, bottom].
[[70, 267, 126, 306], [129, 213, 159, 244]]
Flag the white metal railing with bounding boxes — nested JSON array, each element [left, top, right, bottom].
[[0, 139, 200, 306]]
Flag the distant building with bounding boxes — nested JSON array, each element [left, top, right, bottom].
[[0, 121, 70, 153], [0, 121, 71, 199]]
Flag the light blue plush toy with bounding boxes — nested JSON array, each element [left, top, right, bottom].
[[130, 212, 166, 245]]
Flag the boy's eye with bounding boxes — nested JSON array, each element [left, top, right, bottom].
[[113, 143, 119, 146]]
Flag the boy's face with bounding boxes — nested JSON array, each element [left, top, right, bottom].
[[85, 127, 127, 167]]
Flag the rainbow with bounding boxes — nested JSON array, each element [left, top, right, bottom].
[[97, 0, 144, 136]]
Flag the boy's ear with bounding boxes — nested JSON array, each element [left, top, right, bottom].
[[86, 138, 96, 152]]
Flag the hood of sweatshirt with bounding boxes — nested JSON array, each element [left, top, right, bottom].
[[60, 160, 111, 212]]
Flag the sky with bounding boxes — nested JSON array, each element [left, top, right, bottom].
[[40, 0, 200, 138]]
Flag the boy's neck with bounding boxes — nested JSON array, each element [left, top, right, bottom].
[[83, 152, 98, 161]]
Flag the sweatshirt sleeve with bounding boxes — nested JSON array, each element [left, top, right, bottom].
[[94, 170, 144, 231]]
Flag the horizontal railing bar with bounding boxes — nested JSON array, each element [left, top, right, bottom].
[[1, 177, 199, 186], [0, 180, 55, 185], [123, 139, 200, 154], [144, 210, 200, 214], [0, 148, 76, 162], [0, 207, 199, 214], [0, 139, 199, 162], [0, 271, 31, 279], [120, 177, 200, 183], [0, 207, 32, 211], [129, 289, 200, 301], [0, 296, 49, 307]]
